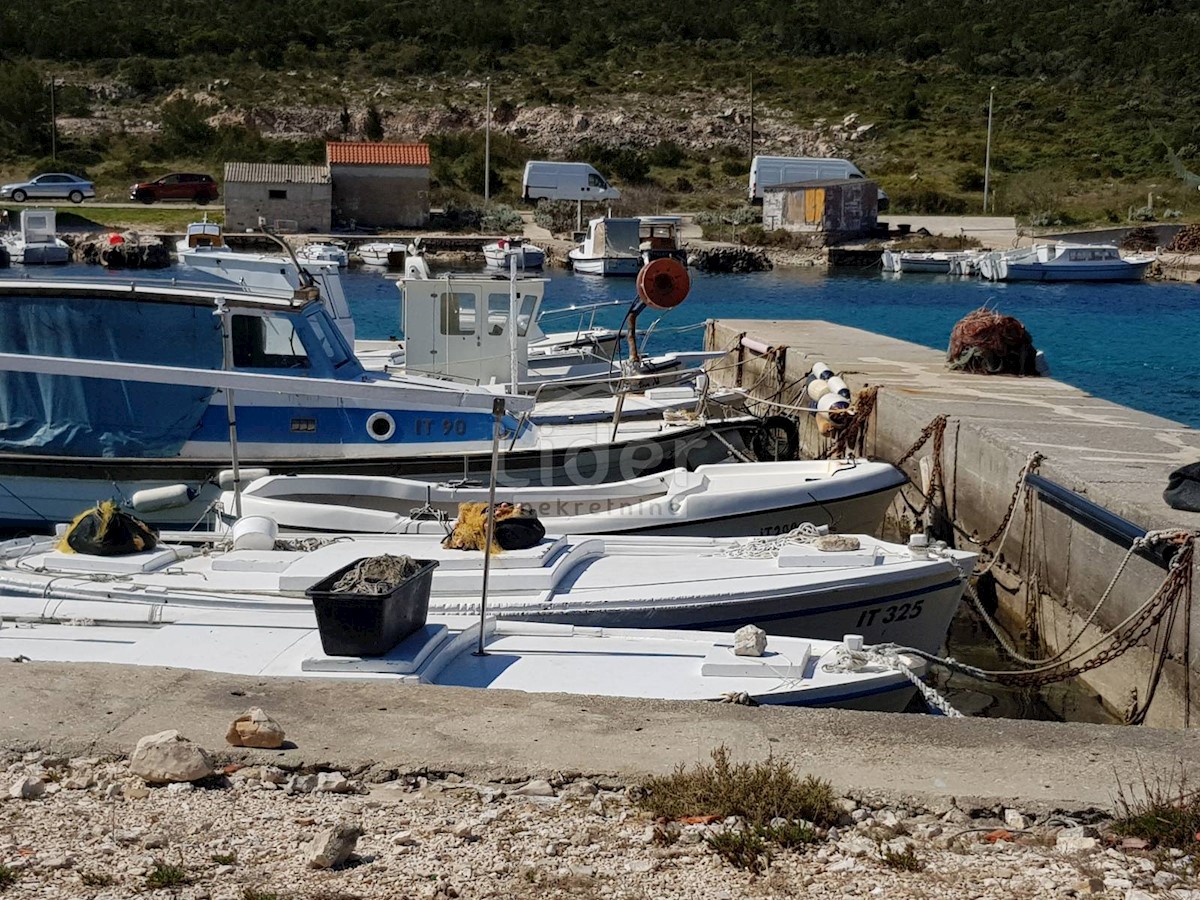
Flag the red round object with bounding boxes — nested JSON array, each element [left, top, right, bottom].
[[636, 258, 690, 310], [106, 233, 126, 246]]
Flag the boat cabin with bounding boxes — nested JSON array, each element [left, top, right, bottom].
[[400, 267, 546, 386], [1047, 244, 1121, 263], [181, 219, 224, 249], [581, 218, 641, 260]]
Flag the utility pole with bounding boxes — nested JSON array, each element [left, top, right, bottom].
[[983, 86, 995, 214], [748, 74, 755, 166], [484, 79, 491, 204], [50, 78, 57, 162]]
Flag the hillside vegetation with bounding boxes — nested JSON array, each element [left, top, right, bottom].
[[2, 0, 1199, 225]]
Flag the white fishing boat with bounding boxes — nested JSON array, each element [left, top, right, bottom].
[[0, 607, 926, 711], [978, 243, 1153, 282], [483, 237, 545, 269], [296, 240, 349, 268], [568, 217, 688, 276], [880, 250, 980, 275], [0, 278, 759, 529], [0, 527, 976, 652], [1, 209, 70, 264], [355, 242, 407, 267], [222, 459, 906, 538], [173, 218, 224, 254]]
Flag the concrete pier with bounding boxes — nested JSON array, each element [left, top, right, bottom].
[[706, 319, 1200, 727]]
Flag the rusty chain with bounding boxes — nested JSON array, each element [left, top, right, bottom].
[[976, 451, 1045, 549]]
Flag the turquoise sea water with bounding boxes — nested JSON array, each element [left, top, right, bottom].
[[341, 265, 1200, 428]]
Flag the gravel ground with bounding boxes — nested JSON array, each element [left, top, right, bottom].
[[2, 752, 1197, 900]]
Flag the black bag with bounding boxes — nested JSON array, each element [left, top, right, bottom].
[[59, 501, 159, 556], [494, 514, 546, 551], [1163, 462, 1200, 513]]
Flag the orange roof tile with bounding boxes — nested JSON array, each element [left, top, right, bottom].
[[326, 142, 430, 167]]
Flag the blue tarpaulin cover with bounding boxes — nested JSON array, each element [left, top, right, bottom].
[[0, 295, 222, 457]]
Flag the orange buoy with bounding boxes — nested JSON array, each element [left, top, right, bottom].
[[106, 233, 126, 246], [636, 257, 690, 310]]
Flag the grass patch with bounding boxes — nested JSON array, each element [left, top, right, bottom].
[[80, 871, 115, 886], [640, 745, 839, 828], [212, 852, 238, 865], [1, 204, 219, 234], [706, 829, 770, 873], [1113, 762, 1200, 853], [0, 864, 15, 892], [881, 844, 925, 871], [242, 890, 279, 900], [763, 820, 818, 849], [145, 861, 190, 889]]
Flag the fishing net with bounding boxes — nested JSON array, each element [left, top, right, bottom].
[[946, 308, 1039, 376], [331, 555, 422, 594]]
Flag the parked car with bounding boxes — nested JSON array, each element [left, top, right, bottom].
[[0, 173, 95, 203], [130, 173, 219, 204]]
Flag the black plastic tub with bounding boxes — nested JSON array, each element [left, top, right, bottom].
[[305, 557, 439, 657]]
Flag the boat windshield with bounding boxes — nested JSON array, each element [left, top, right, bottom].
[[306, 307, 354, 370], [487, 291, 539, 337]]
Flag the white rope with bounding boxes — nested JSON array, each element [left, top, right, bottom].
[[711, 523, 825, 559], [824, 645, 963, 717]]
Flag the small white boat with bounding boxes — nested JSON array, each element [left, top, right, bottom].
[[0, 528, 976, 652], [296, 240, 349, 268], [355, 242, 407, 267], [222, 459, 907, 538], [484, 238, 545, 269], [881, 250, 980, 275], [979, 243, 1153, 282], [1, 209, 70, 264], [568, 217, 688, 276], [173, 218, 224, 254], [0, 610, 925, 711]]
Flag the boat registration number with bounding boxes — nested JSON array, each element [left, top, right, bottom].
[[855, 599, 924, 629], [760, 521, 806, 536]]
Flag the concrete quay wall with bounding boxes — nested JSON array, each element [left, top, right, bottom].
[[706, 319, 1200, 727]]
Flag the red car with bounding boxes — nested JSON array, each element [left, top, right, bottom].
[[130, 173, 218, 203]]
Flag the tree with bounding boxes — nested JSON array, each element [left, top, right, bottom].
[[365, 103, 384, 142], [0, 62, 51, 156]]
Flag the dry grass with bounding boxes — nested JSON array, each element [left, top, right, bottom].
[[640, 746, 839, 827], [881, 844, 926, 871], [1112, 760, 1200, 852], [706, 828, 770, 873], [0, 864, 15, 893]]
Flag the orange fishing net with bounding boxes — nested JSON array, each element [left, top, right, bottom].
[[946, 308, 1039, 376]]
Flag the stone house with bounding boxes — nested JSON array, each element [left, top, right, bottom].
[[327, 142, 430, 229], [223, 163, 332, 233]]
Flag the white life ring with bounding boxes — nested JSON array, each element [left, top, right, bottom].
[[366, 412, 396, 442]]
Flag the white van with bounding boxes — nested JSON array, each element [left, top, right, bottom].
[[749, 156, 888, 210], [522, 161, 621, 202]]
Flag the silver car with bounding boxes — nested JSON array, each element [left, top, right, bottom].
[[0, 173, 96, 203]]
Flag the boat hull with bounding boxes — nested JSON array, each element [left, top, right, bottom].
[[1001, 261, 1150, 282], [0, 419, 758, 529], [569, 254, 642, 276]]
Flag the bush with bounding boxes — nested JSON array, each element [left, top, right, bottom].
[[953, 166, 986, 192], [365, 103, 384, 142], [533, 199, 580, 234], [480, 203, 523, 232], [889, 187, 968, 214], [647, 140, 687, 168], [1113, 763, 1200, 852], [640, 746, 839, 828], [721, 158, 750, 177]]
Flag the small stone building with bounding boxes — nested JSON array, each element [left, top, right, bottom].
[[223, 163, 332, 233], [762, 178, 878, 241], [327, 142, 431, 229]]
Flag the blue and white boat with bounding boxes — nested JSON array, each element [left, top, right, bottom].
[[0, 278, 755, 529], [978, 243, 1153, 282]]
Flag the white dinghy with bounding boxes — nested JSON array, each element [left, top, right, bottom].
[[0, 609, 926, 712], [0, 528, 975, 652], [221, 459, 907, 538]]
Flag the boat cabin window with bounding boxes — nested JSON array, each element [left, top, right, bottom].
[[487, 293, 510, 336], [307, 310, 352, 369], [232, 314, 310, 369], [588, 173, 608, 188], [439, 291, 477, 336], [1067, 248, 1118, 262]]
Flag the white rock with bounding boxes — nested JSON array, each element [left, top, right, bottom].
[[827, 858, 858, 873], [261, 766, 287, 785], [733, 624, 767, 657], [128, 730, 213, 784], [166, 781, 194, 793], [626, 859, 654, 873], [315, 772, 354, 793], [8, 775, 45, 800], [1004, 809, 1029, 830], [286, 774, 318, 794], [513, 778, 555, 797], [452, 822, 473, 840], [392, 830, 417, 846], [1154, 871, 1181, 888], [1104, 877, 1133, 890], [1057, 834, 1100, 853], [305, 822, 362, 869]]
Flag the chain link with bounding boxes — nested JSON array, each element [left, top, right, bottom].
[[975, 451, 1044, 549]]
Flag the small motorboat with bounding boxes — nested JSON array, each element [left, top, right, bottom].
[[296, 240, 349, 267], [355, 241, 407, 267], [979, 243, 1153, 282], [1, 209, 70, 265], [221, 459, 908, 538], [0, 608, 927, 711], [881, 250, 981, 275], [0, 527, 976, 652], [484, 238, 545, 269]]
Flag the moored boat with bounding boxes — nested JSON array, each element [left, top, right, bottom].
[[484, 237, 545, 269], [296, 240, 349, 267], [1, 209, 70, 265], [979, 243, 1153, 282]]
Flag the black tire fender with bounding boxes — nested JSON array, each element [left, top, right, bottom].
[[750, 415, 800, 462]]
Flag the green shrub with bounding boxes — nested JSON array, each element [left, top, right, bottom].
[[481, 203, 523, 232], [953, 166, 985, 192], [533, 199, 580, 234], [890, 187, 968, 214], [1113, 763, 1200, 852], [706, 829, 769, 873]]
